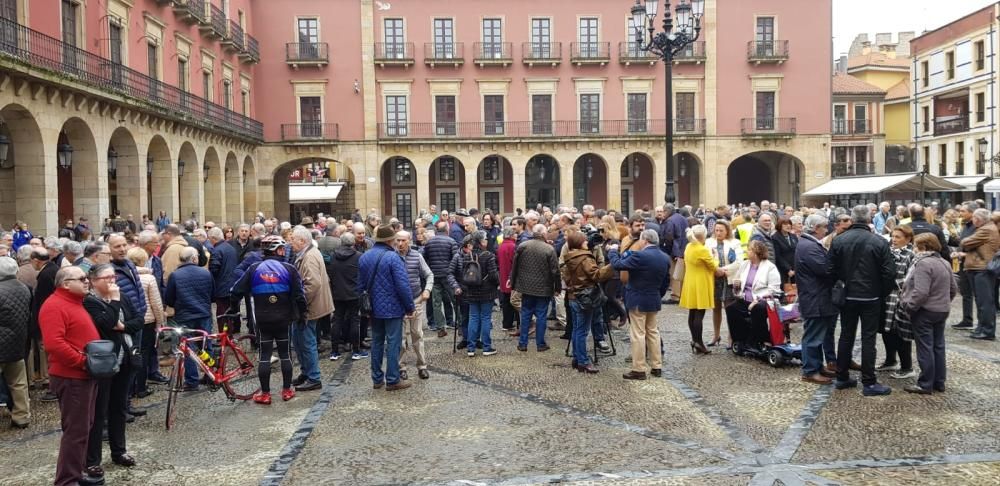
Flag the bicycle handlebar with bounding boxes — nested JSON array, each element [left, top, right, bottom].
[[158, 327, 210, 339]]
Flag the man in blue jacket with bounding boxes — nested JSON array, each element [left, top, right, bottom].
[[207, 228, 238, 325], [164, 247, 215, 390], [357, 225, 415, 391], [794, 214, 837, 385], [108, 234, 150, 399], [609, 229, 670, 381]]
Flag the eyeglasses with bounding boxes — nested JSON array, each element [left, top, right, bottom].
[[65, 277, 89, 283], [91, 275, 116, 281]]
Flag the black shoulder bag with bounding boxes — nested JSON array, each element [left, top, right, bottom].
[[359, 251, 388, 317]]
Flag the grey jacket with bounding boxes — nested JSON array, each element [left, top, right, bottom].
[[900, 252, 958, 314]]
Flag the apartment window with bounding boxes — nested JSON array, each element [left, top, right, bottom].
[[854, 104, 867, 133], [202, 71, 212, 101], [976, 40, 985, 71], [394, 158, 412, 183], [854, 146, 868, 163], [921, 106, 930, 133], [241, 89, 249, 115], [484, 192, 500, 213], [922, 146, 930, 173], [531, 18, 551, 57], [298, 18, 319, 60], [222, 79, 232, 110], [956, 141, 965, 175], [921, 61, 929, 88], [177, 59, 188, 91], [395, 193, 413, 229], [383, 18, 404, 58], [386, 95, 408, 136], [531, 94, 552, 134], [439, 192, 456, 213], [579, 17, 599, 57], [976, 92, 985, 122], [484, 95, 504, 135], [433, 18, 454, 58], [755, 91, 775, 130], [108, 20, 123, 85], [482, 18, 502, 58], [580, 93, 600, 133], [938, 144, 947, 175], [833, 105, 846, 134], [945, 51, 955, 80], [147, 43, 159, 99], [435, 95, 456, 135], [438, 157, 456, 182], [621, 188, 631, 216], [834, 147, 848, 163], [755, 17, 775, 56], [676, 92, 695, 132], [627, 93, 647, 133], [61, 0, 78, 45], [299, 96, 322, 137], [483, 157, 499, 181]]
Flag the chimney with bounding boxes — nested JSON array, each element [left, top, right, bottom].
[[875, 32, 892, 46], [897, 31, 915, 57], [837, 54, 848, 74], [861, 40, 872, 55]]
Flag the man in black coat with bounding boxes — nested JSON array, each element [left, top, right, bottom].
[[906, 203, 950, 260], [0, 256, 32, 427], [794, 214, 837, 385], [29, 247, 59, 401], [828, 205, 896, 397], [327, 233, 363, 359]]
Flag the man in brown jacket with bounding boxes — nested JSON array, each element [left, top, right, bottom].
[[290, 226, 334, 390], [961, 208, 999, 340]]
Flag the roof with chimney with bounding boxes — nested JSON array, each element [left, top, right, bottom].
[[832, 73, 887, 96]]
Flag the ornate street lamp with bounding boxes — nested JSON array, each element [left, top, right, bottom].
[[57, 138, 74, 169], [147, 154, 154, 178], [107, 147, 118, 177], [978, 138, 989, 175], [630, 0, 704, 204], [0, 133, 10, 169], [203, 162, 210, 183], [177, 159, 185, 178]]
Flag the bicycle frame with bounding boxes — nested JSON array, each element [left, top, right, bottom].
[[159, 326, 254, 389]]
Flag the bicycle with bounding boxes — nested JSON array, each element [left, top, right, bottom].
[[159, 313, 259, 430]]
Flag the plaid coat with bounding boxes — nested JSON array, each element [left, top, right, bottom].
[[884, 244, 914, 338]]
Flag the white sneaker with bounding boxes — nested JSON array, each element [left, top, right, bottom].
[[270, 355, 280, 364], [875, 362, 900, 372], [890, 369, 917, 379]]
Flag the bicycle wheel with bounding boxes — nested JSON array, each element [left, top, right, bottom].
[[165, 357, 184, 430], [221, 334, 260, 400]]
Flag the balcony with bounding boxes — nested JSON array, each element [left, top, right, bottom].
[[674, 41, 706, 64], [173, 0, 206, 25], [571, 42, 611, 65], [741, 118, 796, 137], [375, 119, 673, 140], [280, 123, 340, 142], [286, 43, 328, 69], [222, 20, 244, 53], [832, 119, 872, 136], [0, 16, 262, 141], [673, 118, 707, 137], [473, 42, 513, 67], [747, 40, 789, 64], [200, 3, 227, 40], [521, 42, 562, 66], [934, 116, 969, 136], [423, 42, 463, 67], [374, 42, 415, 67], [618, 42, 657, 66], [240, 34, 259, 64], [832, 162, 876, 178]]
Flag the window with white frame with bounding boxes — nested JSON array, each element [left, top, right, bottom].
[[386, 95, 407, 136]]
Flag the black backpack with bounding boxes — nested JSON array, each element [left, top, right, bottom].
[[462, 253, 482, 286]]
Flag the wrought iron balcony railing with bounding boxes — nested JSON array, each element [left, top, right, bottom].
[[675, 41, 707, 62], [242, 34, 259, 63], [280, 123, 340, 141], [0, 16, 262, 141], [571, 42, 611, 63], [832, 162, 875, 178], [286, 42, 329, 64], [222, 20, 244, 53], [747, 40, 789, 63], [618, 42, 657, 63], [374, 42, 415, 64], [201, 3, 227, 39], [934, 117, 969, 136], [521, 42, 562, 65], [173, 0, 206, 24], [741, 117, 796, 136], [376, 119, 684, 140], [832, 119, 872, 135], [423, 42, 464, 65], [473, 42, 512, 64]]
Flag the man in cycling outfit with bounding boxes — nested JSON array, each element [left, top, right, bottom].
[[230, 236, 307, 404]]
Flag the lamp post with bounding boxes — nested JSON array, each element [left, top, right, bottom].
[[978, 138, 989, 176], [107, 147, 118, 177], [630, 0, 703, 204]]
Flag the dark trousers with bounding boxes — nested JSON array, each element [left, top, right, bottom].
[[913, 309, 949, 390], [145, 323, 162, 379], [970, 270, 997, 337], [881, 330, 912, 370], [317, 314, 331, 340], [87, 361, 132, 467], [215, 297, 232, 332], [801, 315, 836, 376], [957, 270, 974, 326], [500, 292, 518, 329], [51, 376, 97, 486], [332, 299, 361, 353], [837, 300, 880, 386]]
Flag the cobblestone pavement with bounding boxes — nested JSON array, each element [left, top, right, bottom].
[[1, 300, 998, 485]]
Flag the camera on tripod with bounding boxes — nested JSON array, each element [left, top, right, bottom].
[[581, 224, 604, 248]]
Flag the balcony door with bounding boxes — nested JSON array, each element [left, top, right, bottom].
[[484, 95, 504, 135], [435, 95, 456, 135], [384, 18, 404, 58], [0, 0, 18, 55], [755, 91, 775, 130], [299, 96, 322, 137], [854, 104, 867, 134], [109, 20, 123, 88], [531, 18, 551, 58], [755, 17, 774, 56], [532, 94, 552, 134], [298, 18, 319, 60], [833, 105, 846, 134], [433, 18, 454, 58], [482, 18, 501, 58], [580, 94, 600, 133], [676, 92, 695, 132], [61, 0, 78, 70], [628, 93, 647, 133], [579, 17, 598, 57]]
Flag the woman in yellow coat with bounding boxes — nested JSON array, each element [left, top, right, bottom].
[[680, 224, 719, 355]]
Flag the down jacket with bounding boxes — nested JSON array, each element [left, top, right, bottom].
[[510, 237, 561, 297], [164, 262, 214, 323], [423, 234, 459, 278], [0, 275, 32, 362], [447, 248, 499, 303], [356, 243, 415, 320], [113, 259, 148, 320]]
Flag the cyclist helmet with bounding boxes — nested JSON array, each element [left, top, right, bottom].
[[259, 235, 286, 255]]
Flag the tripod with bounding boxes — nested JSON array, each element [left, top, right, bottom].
[[564, 302, 617, 365]]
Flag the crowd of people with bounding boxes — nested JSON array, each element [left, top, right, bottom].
[[0, 196, 997, 485]]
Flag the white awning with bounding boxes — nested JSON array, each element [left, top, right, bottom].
[[802, 173, 965, 197], [985, 179, 1000, 192], [289, 183, 344, 203], [941, 176, 990, 192]]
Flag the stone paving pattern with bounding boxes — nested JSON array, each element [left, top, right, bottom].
[[1, 300, 998, 485]]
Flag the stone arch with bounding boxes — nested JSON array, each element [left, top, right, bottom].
[[108, 126, 140, 220], [380, 156, 418, 227], [274, 157, 357, 224], [224, 152, 241, 224], [727, 151, 805, 208], [147, 135, 174, 221], [525, 154, 560, 210], [57, 117, 101, 226], [429, 155, 465, 212], [676, 151, 702, 207], [572, 153, 608, 210], [0, 103, 48, 232], [202, 147, 224, 224], [242, 155, 258, 223], [476, 154, 513, 214], [621, 152, 655, 215], [177, 141, 200, 223]]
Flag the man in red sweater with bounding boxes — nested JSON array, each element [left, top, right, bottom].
[[39, 266, 101, 486]]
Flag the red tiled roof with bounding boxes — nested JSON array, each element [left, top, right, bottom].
[[885, 79, 911, 101], [832, 73, 886, 96], [847, 52, 910, 71]]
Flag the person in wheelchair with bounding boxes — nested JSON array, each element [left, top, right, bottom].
[[726, 240, 782, 350]]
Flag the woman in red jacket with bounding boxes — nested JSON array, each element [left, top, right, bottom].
[[497, 227, 518, 331]]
